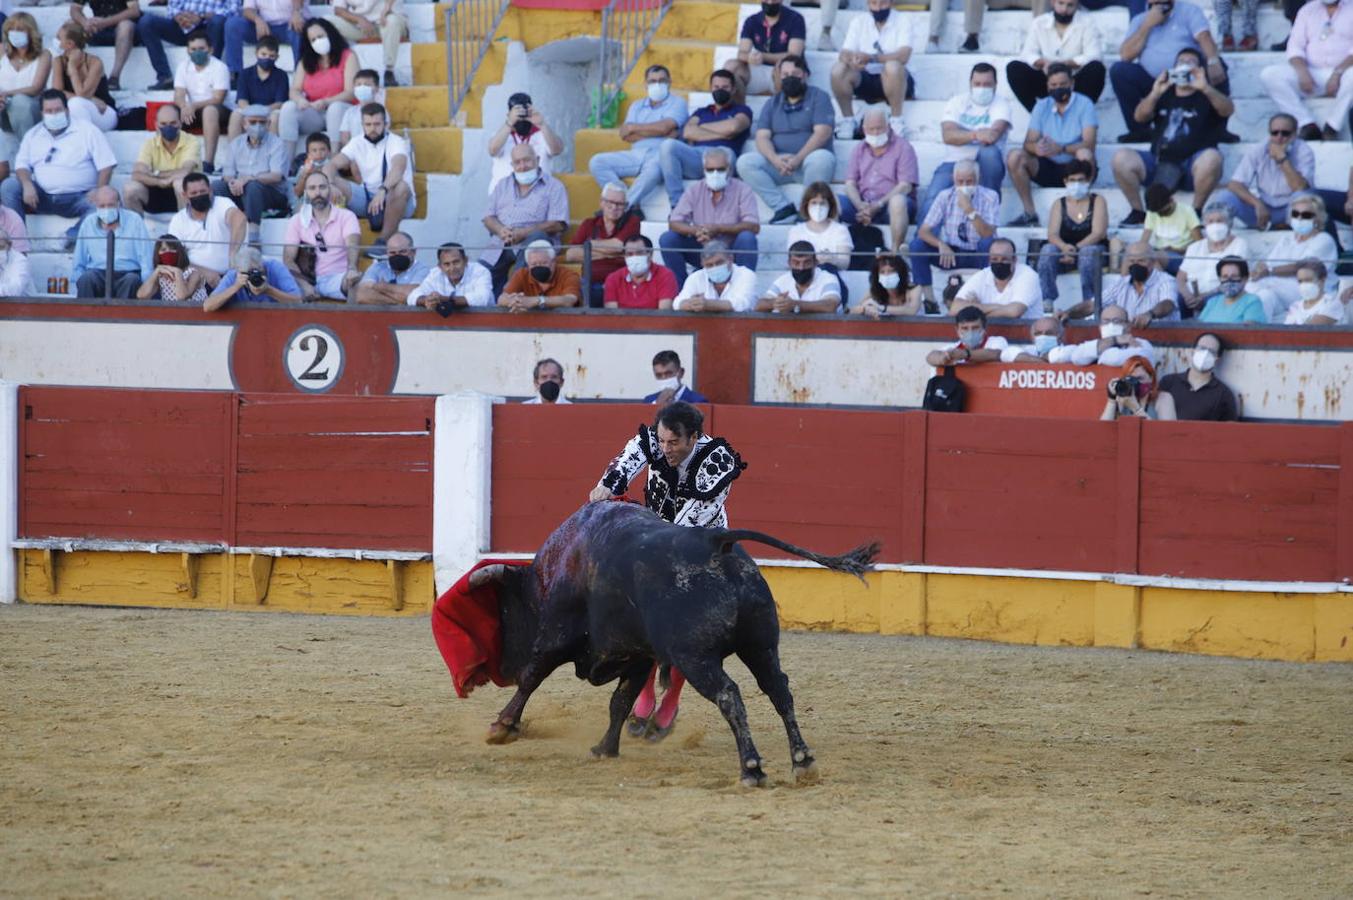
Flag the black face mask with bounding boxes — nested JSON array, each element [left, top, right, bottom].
[[711, 88, 732, 107], [871, 7, 890, 22], [256, 58, 275, 71], [188, 193, 212, 213], [538, 380, 561, 402], [364, 130, 385, 145], [791, 267, 814, 285], [1053, 10, 1075, 24], [513, 118, 533, 138], [781, 76, 805, 98], [990, 261, 1013, 281], [388, 254, 412, 273], [761, 1, 781, 17], [1129, 263, 1150, 283], [1049, 86, 1072, 103], [530, 265, 552, 283]]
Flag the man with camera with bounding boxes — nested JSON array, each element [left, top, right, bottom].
[[1109, 46, 1229, 227], [485, 92, 563, 194], [352, 231, 430, 305], [406, 241, 495, 315], [203, 244, 302, 311]]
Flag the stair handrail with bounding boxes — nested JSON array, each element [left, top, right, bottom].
[[444, 0, 512, 126], [594, 0, 673, 127]]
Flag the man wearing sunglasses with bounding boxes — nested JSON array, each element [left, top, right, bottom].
[[283, 170, 361, 301], [1210, 113, 1316, 230]]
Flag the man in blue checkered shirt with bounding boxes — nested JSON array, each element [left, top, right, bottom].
[[138, 0, 240, 90], [908, 157, 999, 307]]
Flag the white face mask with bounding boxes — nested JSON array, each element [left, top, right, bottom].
[[1100, 321, 1125, 339], [863, 131, 889, 148], [970, 86, 995, 106], [7, 30, 29, 49], [647, 81, 670, 102], [1298, 280, 1322, 301], [1191, 348, 1217, 372], [1204, 222, 1229, 243], [625, 254, 650, 277], [807, 202, 829, 223], [310, 35, 331, 56], [653, 376, 680, 392], [955, 184, 975, 198], [1065, 181, 1089, 200], [878, 272, 900, 291], [43, 111, 69, 132], [354, 84, 376, 103], [513, 167, 539, 186], [1291, 217, 1316, 235], [704, 169, 728, 191]]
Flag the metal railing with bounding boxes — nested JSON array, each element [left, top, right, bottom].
[[443, 0, 511, 126], [593, 0, 672, 128]]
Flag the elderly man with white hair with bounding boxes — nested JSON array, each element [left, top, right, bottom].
[[565, 180, 641, 307], [0, 234, 33, 298], [659, 145, 760, 281], [908, 156, 998, 306], [203, 244, 303, 311], [213, 104, 290, 245], [840, 105, 918, 255], [482, 141, 570, 294], [71, 185, 154, 298], [498, 240, 582, 312]]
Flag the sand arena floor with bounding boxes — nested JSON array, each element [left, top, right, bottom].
[[2, 604, 1350, 898]]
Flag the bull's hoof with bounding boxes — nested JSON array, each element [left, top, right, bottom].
[[645, 711, 677, 743], [590, 742, 620, 759], [485, 720, 520, 745], [625, 714, 649, 738], [739, 758, 767, 789], [792, 760, 819, 784]]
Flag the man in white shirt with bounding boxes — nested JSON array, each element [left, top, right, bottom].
[[0, 91, 117, 244], [831, 0, 913, 136], [168, 170, 246, 288], [756, 240, 842, 314], [0, 233, 33, 298], [328, 0, 407, 87], [917, 62, 1010, 222], [485, 92, 563, 194], [173, 29, 230, 174], [672, 240, 757, 313], [949, 237, 1041, 318], [1068, 304, 1157, 367], [326, 103, 416, 258], [1000, 315, 1077, 363], [924, 305, 1009, 367], [1006, 0, 1105, 111], [522, 358, 572, 405], [406, 241, 495, 311]]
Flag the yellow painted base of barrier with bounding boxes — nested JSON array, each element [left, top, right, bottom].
[[15, 551, 1352, 663]]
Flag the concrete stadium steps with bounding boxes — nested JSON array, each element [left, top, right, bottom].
[[395, 41, 509, 128]]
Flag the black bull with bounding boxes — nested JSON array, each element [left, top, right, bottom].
[[468, 501, 879, 787]]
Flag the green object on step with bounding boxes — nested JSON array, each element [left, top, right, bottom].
[[588, 88, 624, 129]]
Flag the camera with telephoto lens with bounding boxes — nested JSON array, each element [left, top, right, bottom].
[[1109, 376, 1140, 399], [246, 269, 266, 289], [434, 298, 455, 318], [1169, 64, 1192, 86]]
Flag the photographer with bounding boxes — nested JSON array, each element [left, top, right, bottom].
[[203, 245, 302, 311], [486, 92, 563, 194], [1099, 355, 1177, 421]]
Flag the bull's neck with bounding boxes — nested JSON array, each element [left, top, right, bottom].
[[499, 583, 541, 683]]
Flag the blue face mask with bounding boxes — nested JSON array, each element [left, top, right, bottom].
[[1033, 334, 1059, 355], [96, 206, 119, 225], [706, 263, 731, 284], [1291, 217, 1316, 235]]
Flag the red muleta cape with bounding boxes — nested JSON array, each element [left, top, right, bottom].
[[430, 559, 532, 698]]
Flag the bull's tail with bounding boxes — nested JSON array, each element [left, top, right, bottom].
[[716, 530, 880, 582]]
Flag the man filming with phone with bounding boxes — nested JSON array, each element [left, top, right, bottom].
[[203, 245, 302, 310]]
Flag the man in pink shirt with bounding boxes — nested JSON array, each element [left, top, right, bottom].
[[657, 145, 760, 281], [1261, 0, 1353, 140], [0, 205, 31, 254], [839, 106, 918, 253], [283, 171, 361, 301]]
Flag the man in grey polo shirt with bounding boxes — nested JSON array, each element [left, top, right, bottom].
[[212, 104, 289, 244], [735, 54, 836, 225]]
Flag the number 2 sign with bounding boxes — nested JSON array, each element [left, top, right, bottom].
[[283, 325, 344, 392]]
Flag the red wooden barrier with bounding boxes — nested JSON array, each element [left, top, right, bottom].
[[952, 364, 1112, 418]]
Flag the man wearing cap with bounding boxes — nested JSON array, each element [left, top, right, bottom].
[[486, 92, 564, 194], [212, 104, 289, 244]]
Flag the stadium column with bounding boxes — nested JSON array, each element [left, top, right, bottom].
[[433, 392, 497, 595], [0, 381, 15, 604]]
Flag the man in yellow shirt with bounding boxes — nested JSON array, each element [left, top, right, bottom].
[[123, 104, 203, 215]]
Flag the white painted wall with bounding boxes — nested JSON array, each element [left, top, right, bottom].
[[433, 392, 498, 594], [0, 322, 236, 390]]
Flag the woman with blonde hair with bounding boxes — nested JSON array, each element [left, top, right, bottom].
[[51, 21, 118, 132], [0, 13, 53, 177]]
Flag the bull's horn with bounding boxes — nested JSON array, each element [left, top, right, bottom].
[[469, 564, 508, 589]]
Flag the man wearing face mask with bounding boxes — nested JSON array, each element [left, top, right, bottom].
[[1006, 64, 1098, 227], [1158, 332, 1238, 420], [1260, 0, 1353, 143], [737, 54, 835, 226], [482, 142, 569, 295], [1076, 242, 1178, 328], [172, 29, 230, 173], [352, 230, 430, 305], [724, 0, 806, 100], [660, 146, 759, 281], [125, 104, 201, 215], [1068, 304, 1158, 366], [0, 234, 33, 298], [498, 241, 580, 312], [327, 102, 416, 257], [672, 240, 758, 313], [138, 0, 233, 92], [917, 63, 1010, 224], [603, 235, 678, 310], [950, 237, 1041, 318], [588, 64, 689, 209], [1007, 0, 1105, 112], [841, 106, 918, 255], [757, 240, 843, 314], [223, 0, 306, 83], [925, 306, 1008, 367], [169, 170, 246, 289], [1210, 113, 1316, 230], [657, 70, 753, 209], [522, 358, 571, 405], [72, 185, 153, 298], [213, 105, 288, 244], [337, 69, 386, 146], [1, 90, 116, 246], [228, 35, 289, 140], [909, 158, 998, 307], [643, 350, 708, 404], [486, 92, 563, 194], [1001, 315, 1076, 363], [1111, 0, 1228, 144]]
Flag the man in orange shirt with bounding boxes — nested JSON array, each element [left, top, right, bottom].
[[497, 240, 581, 311]]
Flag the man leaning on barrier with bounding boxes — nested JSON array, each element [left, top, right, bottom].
[[73, 185, 154, 299]]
